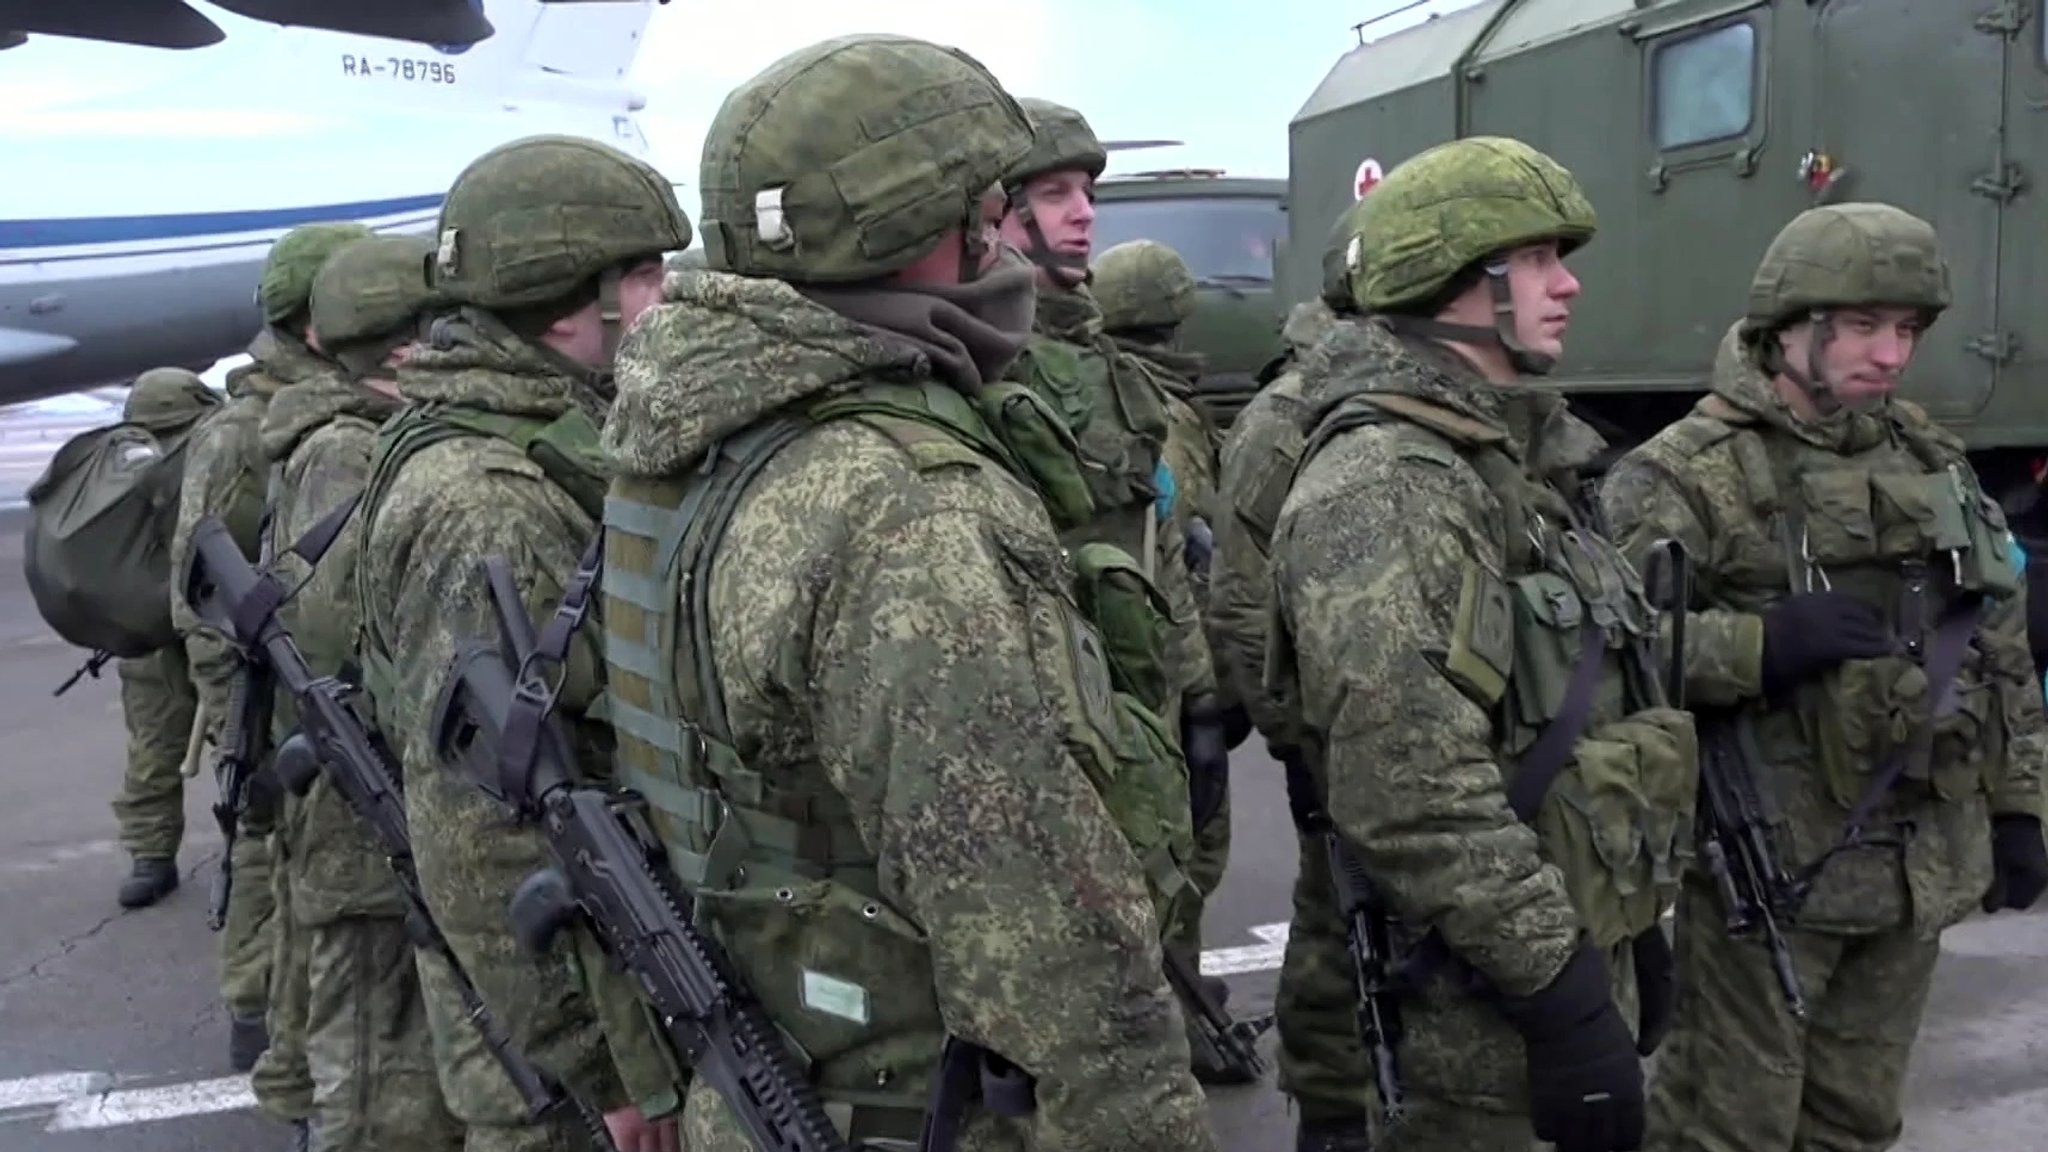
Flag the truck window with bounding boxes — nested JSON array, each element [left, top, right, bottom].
[[1651, 21, 1757, 150], [1092, 196, 1283, 283]]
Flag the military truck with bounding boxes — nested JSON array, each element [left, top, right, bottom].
[[1094, 168, 1288, 426], [1286, 0, 2048, 507]]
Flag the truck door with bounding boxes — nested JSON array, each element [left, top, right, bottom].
[[1814, 0, 2007, 426], [1995, 2, 2048, 448]]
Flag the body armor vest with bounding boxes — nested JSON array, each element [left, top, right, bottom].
[[1295, 391, 1700, 954], [597, 377, 1195, 1137], [1650, 395, 2017, 809]]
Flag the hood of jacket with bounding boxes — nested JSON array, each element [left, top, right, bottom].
[[394, 307, 611, 425], [1302, 316, 1605, 476], [603, 271, 937, 478]]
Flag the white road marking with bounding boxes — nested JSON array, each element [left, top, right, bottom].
[[0, 922, 1299, 1132], [46, 1076, 253, 1131]]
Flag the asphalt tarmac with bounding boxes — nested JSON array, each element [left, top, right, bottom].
[[0, 498, 2041, 1151]]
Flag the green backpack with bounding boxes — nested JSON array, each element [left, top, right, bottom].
[[22, 419, 201, 658]]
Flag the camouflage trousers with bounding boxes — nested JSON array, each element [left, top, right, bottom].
[[1374, 937, 1640, 1152], [308, 917, 465, 1151], [416, 951, 604, 1152], [114, 647, 195, 860], [1644, 878, 1941, 1152], [252, 797, 313, 1123], [1274, 828, 1376, 1126], [221, 788, 281, 1022]]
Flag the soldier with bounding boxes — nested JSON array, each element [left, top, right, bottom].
[[1601, 203, 2048, 1152], [253, 232, 462, 1152], [351, 135, 690, 1152], [1209, 202, 1375, 1152], [996, 100, 1247, 1081], [1266, 136, 1694, 1152], [1090, 235, 1253, 1076], [598, 32, 1217, 1150], [112, 368, 223, 909], [172, 220, 373, 1072]]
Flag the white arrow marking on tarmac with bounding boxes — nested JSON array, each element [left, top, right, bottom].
[[0, 922, 1298, 1131]]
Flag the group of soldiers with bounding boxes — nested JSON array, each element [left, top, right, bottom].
[[83, 28, 2048, 1152]]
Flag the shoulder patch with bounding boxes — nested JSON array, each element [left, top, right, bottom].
[[478, 453, 547, 483]]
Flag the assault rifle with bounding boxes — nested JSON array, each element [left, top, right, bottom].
[[427, 550, 850, 1152], [204, 491, 283, 932], [1642, 538, 1807, 1018], [179, 510, 618, 1148], [1162, 946, 1271, 1083], [1324, 828, 1406, 1129]]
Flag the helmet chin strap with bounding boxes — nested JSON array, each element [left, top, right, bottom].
[[1762, 309, 1850, 418], [1005, 187, 1090, 285], [1379, 258, 1556, 375]]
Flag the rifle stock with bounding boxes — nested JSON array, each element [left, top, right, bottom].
[[180, 514, 618, 1146], [429, 556, 852, 1152], [1324, 831, 1406, 1128]]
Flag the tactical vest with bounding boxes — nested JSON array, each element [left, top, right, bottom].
[[598, 377, 1195, 1138], [1296, 392, 1700, 955], [1647, 395, 2018, 810], [1015, 334, 1174, 572], [353, 401, 610, 726]]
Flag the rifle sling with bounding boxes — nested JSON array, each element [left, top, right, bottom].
[[1793, 596, 1986, 891]]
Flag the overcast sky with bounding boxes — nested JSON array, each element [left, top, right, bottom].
[[629, 0, 1482, 225]]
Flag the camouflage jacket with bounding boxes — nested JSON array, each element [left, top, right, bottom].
[[1269, 318, 1634, 997], [353, 311, 673, 1118], [1601, 322, 2048, 933], [171, 328, 337, 730], [1011, 286, 1218, 714], [1210, 301, 1336, 745], [257, 371, 405, 926], [603, 270, 1217, 1152]]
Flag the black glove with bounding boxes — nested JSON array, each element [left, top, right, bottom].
[[1495, 946, 1645, 1152], [1982, 814, 2048, 913], [1182, 705, 1232, 832], [1184, 515, 1215, 576], [1217, 701, 1254, 751], [1274, 743, 1324, 832], [1759, 591, 1893, 697], [1628, 929, 1674, 1058]]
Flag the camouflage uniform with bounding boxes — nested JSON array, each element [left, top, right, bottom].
[[1267, 138, 1696, 1152], [257, 233, 465, 1152], [601, 33, 1216, 1151], [353, 135, 690, 1152], [1209, 204, 1375, 1149], [1601, 204, 2048, 1152], [172, 222, 373, 1072], [999, 102, 1243, 1079], [112, 368, 225, 910], [1091, 237, 1248, 1068]]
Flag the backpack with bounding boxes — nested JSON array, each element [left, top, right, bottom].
[[22, 419, 200, 658]]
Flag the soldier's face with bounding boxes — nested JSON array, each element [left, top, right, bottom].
[[547, 259, 668, 367], [1001, 170, 1096, 279], [1782, 306, 1921, 407], [1503, 240, 1581, 360]]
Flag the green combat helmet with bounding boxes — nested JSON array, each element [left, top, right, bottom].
[[1741, 202, 1951, 412], [1002, 96, 1107, 278], [310, 233, 442, 378], [428, 133, 691, 360], [258, 222, 376, 328], [696, 33, 1035, 284], [1094, 239, 1197, 336], [1348, 134, 1596, 374], [124, 367, 221, 433]]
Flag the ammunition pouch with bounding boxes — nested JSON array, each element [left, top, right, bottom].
[[1787, 462, 2016, 808], [1532, 709, 1699, 951]]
